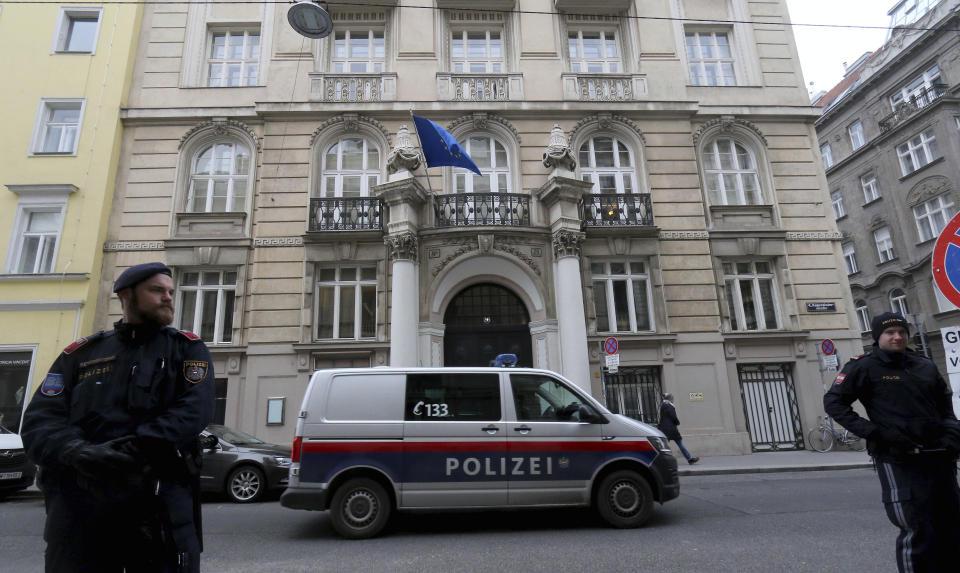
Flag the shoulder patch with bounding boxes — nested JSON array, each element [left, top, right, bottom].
[[177, 330, 202, 342], [851, 354, 864, 360], [183, 360, 209, 384], [40, 373, 65, 396], [63, 337, 90, 355], [833, 373, 846, 385]]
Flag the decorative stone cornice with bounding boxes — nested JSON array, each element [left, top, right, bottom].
[[568, 113, 645, 147], [253, 237, 304, 247], [692, 116, 767, 148], [310, 113, 392, 148], [542, 124, 577, 171], [179, 118, 261, 151], [658, 231, 709, 240], [386, 124, 422, 174], [385, 232, 419, 262], [430, 237, 477, 276], [495, 242, 540, 276], [552, 230, 585, 259], [906, 175, 952, 207], [103, 241, 166, 251], [447, 112, 521, 143], [785, 232, 844, 241]]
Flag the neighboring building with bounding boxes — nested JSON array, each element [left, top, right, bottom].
[[101, 0, 858, 455], [0, 4, 142, 432], [815, 0, 959, 371]]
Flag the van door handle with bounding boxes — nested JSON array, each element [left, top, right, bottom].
[[514, 425, 532, 434], [480, 425, 500, 434]]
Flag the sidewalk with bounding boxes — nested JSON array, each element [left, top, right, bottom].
[[677, 449, 872, 477]]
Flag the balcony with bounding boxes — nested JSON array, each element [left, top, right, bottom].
[[308, 73, 397, 102], [437, 73, 523, 102], [878, 84, 947, 132], [434, 193, 530, 227], [562, 73, 647, 102], [582, 193, 654, 227], [309, 198, 382, 231]]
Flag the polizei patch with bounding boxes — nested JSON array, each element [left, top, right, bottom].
[[833, 373, 846, 385], [40, 373, 65, 396], [183, 361, 208, 384]]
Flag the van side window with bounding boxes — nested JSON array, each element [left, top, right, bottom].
[[405, 373, 501, 421], [510, 374, 583, 422]]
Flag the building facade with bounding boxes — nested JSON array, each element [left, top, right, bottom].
[[815, 0, 960, 372], [0, 4, 142, 433], [100, 0, 858, 454]]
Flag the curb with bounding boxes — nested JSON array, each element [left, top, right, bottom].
[[678, 463, 873, 477]]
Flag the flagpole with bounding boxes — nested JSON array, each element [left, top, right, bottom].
[[408, 109, 435, 196]]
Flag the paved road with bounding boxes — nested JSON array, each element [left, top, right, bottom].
[[0, 469, 895, 572]]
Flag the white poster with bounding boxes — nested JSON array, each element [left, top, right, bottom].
[[941, 327, 960, 418]]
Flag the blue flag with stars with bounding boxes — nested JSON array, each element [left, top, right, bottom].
[[411, 114, 482, 176]]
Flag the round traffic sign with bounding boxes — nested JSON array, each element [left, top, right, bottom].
[[932, 212, 960, 309], [821, 339, 836, 356], [603, 337, 618, 355]]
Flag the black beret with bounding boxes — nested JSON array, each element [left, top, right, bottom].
[[871, 312, 910, 342], [113, 262, 172, 293]]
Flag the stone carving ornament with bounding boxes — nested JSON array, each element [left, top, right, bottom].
[[179, 118, 262, 151], [386, 125, 422, 175], [542, 124, 577, 171], [385, 232, 419, 262], [552, 230, 585, 259]]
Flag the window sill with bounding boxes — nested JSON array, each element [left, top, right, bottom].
[[876, 256, 899, 267], [862, 197, 883, 207], [29, 151, 78, 157], [835, 214, 847, 222], [899, 156, 944, 181], [0, 273, 88, 281], [52, 50, 93, 55]]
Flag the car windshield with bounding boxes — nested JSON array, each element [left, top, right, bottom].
[[205, 424, 266, 446]]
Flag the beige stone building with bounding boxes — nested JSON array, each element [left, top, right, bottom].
[[100, 0, 859, 454]]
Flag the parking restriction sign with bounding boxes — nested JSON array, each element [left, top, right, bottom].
[[603, 337, 618, 355], [932, 212, 960, 308]]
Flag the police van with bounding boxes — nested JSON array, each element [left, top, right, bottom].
[[280, 363, 679, 538]]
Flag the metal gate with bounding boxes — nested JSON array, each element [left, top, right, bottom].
[[737, 363, 804, 451], [602, 366, 662, 424]]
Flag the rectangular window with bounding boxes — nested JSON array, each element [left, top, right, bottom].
[[207, 29, 260, 87], [820, 144, 834, 169], [31, 99, 84, 154], [213, 378, 228, 424], [723, 261, 780, 331], [831, 191, 845, 219], [843, 244, 859, 275], [861, 173, 880, 203], [405, 373, 501, 421], [848, 121, 865, 150], [914, 194, 957, 242], [0, 350, 34, 433], [451, 29, 503, 73], [685, 31, 736, 86], [874, 227, 895, 263], [176, 270, 237, 344], [897, 129, 940, 175], [333, 29, 385, 73], [53, 7, 102, 53], [855, 305, 870, 333], [568, 29, 620, 73], [315, 266, 377, 340], [591, 261, 653, 333], [7, 206, 64, 274], [511, 374, 584, 422]]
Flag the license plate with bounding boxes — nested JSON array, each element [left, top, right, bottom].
[[0, 472, 22, 480]]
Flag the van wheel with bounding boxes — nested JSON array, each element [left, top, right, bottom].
[[329, 478, 392, 539], [595, 470, 654, 528]]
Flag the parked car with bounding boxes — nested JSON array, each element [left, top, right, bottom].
[[0, 425, 36, 500], [199, 424, 291, 503]]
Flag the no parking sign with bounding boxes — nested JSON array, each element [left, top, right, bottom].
[[932, 212, 960, 308]]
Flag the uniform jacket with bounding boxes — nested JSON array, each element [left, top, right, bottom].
[[658, 400, 682, 442], [22, 321, 215, 480], [824, 346, 956, 457]]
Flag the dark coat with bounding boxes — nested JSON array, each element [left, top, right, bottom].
[[658, 400, 682, 442]]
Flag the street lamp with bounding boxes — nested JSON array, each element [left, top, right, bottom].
[[287, 1, 333, 39]]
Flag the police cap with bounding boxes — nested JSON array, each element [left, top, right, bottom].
[[113, 262, 172, 293], [871, 312, 910, 342]]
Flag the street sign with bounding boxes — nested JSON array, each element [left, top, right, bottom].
[[822, 354, 839, 370], [604, 353, 619, 373], [603, 337, 619, 355], [932, 212, 960, 308], [943, 327, 960, 374], [820, 339, 836, 356]]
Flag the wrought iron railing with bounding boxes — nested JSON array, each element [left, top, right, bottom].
[[582, 193, 654, 227], [434, 193, 530, 227], [309, 197, 382, 231], [878, 84, 947, 132]]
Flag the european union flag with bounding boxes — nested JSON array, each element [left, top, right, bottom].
[[411, 114, 482, 176]]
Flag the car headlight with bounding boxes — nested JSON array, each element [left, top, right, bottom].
[[273, 456, 292, 466], [648, 436, 671, 453]]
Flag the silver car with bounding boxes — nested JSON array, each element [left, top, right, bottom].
[[199, 424, 291, 503]]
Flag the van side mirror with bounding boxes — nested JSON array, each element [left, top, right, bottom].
[[199, 434, 219, 450], [579, 404, 608, 424]]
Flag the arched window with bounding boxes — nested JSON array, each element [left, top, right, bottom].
[[855, 300, 870, 333], [702, 137, 762, 205], [321, 137, 381, 197], [578, 135, 637, 194], [454, 135, 511, 194], [187, 142, 250, 212], [890, 289, 909, 317]]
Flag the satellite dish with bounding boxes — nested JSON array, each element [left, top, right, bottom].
[[287, 1, 333, 39]]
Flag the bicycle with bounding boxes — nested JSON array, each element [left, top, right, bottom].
[[807, 415, 867, 452]]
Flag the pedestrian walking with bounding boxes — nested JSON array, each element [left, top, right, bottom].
[[824, 312, 960, 573], [21, 262, 215, 572], [658, 393, 699, 464]]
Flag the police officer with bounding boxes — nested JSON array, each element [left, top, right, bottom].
[[824, 312, 960, 572], [21, 262, 215, 572]]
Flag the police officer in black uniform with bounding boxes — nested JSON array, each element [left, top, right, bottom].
[[21, 262, 215, 573], [824, 312, 960, 573]]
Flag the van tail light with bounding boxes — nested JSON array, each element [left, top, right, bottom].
[[292, 436, 302, 463]]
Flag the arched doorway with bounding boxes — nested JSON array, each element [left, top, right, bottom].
[[444, 283, 533, 367]]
